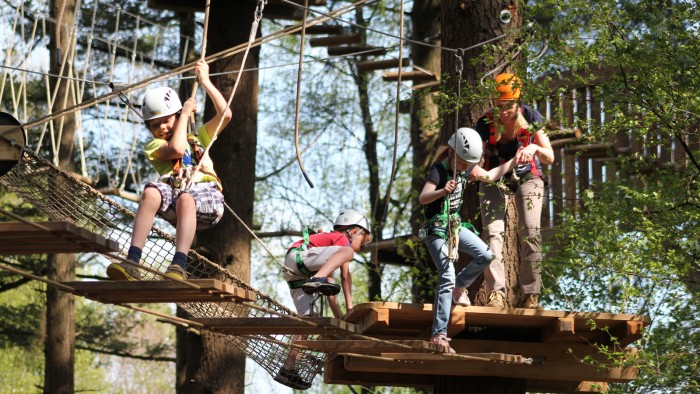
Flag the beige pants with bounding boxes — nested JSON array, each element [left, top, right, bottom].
[[479, 176, 544, 295]]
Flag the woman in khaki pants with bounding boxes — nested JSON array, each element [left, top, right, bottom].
[[475, 73, 554, 309]]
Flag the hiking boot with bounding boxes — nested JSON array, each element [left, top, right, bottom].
[[521, 294, 544, 310], [106, 262, 142, 281], [165, 264, 187, 280], [428, 333, 456, 354], [301, 277, 340, 296], [273, 367, 312, 390], [452, 287, 471, 306], [486, 290, 506, 308]]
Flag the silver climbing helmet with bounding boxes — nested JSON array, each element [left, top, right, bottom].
[[142, 86, 182, 121], [333, 209, 371, 234], [448, 127, 483, 163]]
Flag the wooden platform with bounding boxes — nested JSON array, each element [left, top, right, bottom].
[[0, 221, 119, 255], [65, 279, 257, 304], [318, 302, 649, 392], [191, 316, 359, 335]]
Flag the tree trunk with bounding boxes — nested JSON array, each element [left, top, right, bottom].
[[409, 0, 441, 303], [174, 11, 203, 394], [180, 2, 259, 393], [438, 0, 526, 392], [441, 0, 523, 307], [44, 1, 77, 393]]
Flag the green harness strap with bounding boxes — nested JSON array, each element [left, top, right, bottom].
[[287, 228, 317, 288], [420, 161, 478, 239]]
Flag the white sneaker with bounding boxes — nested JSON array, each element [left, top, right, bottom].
[[452, 287, 471, 306], [428, 333, 456, 354]]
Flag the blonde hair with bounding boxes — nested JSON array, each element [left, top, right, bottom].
[[492, 106, 530, 143]]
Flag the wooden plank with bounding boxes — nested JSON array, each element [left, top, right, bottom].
[[147, 0, 327, 13], [65, 279, 256, 303], [357, 58, 410, 72], [0, 221, 119, 254], [296, 339, 443, 354], [346, 302, 649, 345], [608, 320, 644, 347], [551, 147, 563, 225], [327, 46, 386, 56], [564, 152, 577, 213], [324, 355, 434, 387], [343, 353, 639, 382], [289, 24, 346, 35], [310, 34, 362, 47], [380, 352, 523, 363], [192, 316, 359, 335], [383, 70, 436, 83]]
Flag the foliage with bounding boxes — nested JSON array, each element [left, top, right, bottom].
[[518, 0, 700, 391]]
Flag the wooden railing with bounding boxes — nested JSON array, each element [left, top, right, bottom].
[[536, 85, 699, 237]]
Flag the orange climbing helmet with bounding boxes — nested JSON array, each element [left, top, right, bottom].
[[494, 73, 522, 100]]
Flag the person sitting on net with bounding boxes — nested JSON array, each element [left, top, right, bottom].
[[107, 59, 232, 281]]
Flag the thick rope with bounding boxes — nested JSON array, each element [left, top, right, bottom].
[[186, 0, 265, 188], [292, 0, 314, 188]]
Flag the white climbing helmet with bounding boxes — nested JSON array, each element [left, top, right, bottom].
[[334, 209, 371, 234], [141, 86, 182, 121], [448, 127, 483, 163]]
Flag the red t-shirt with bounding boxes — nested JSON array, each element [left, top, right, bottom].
[[288, 231, 350, 252]]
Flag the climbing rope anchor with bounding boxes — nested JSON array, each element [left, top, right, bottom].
[[0, 112, 27, 177]]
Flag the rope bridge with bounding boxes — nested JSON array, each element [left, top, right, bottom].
[[0, 147, 328, 386]]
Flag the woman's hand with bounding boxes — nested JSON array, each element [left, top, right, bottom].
[[515, 145, 536, 164]]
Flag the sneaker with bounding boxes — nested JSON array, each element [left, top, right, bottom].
[[301, 277, 340, 296], [452, 287, 471, 306], [428, 333, 456, 354], [486, 290, 506, 308], [273, 367, 312, 390], [106, 262, 142, 281], [521, 294, 544, 310], [165, 264, 187, 280]]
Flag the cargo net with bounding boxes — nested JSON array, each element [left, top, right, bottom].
[[0, 149, 326, 387]]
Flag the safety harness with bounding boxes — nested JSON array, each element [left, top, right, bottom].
[[168, 134, 222, 190], [287, 227, 317, 289], [420, 161, 477, 241]]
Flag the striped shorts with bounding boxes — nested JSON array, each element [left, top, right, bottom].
[[146, 181, 224, 229]]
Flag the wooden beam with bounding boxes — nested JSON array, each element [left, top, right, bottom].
[[288, 24, 346, 35], [324, 355, 434, 387], [0, 221, 119, 255], [609, 320, 644, 347], [310, 34, 362, 47], [357, 58, 410, 72], [296, 339, 443, 354], [191, 316, 359, 335], [66, 279, 256, 303], [383, 70, 436, 82], [327, 46, 387, 56], [358, 307, 390, 334], [380, 352, 524, 363], [540, 317, 576, 342], [343, 353, 639, 382]]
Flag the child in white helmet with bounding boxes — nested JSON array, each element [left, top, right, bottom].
[[107, 58, 232, 281], [418, 127, 519, 353], [274, 209, 372, 389]]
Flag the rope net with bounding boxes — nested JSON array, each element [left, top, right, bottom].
[[0, 147, 327, 386]]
